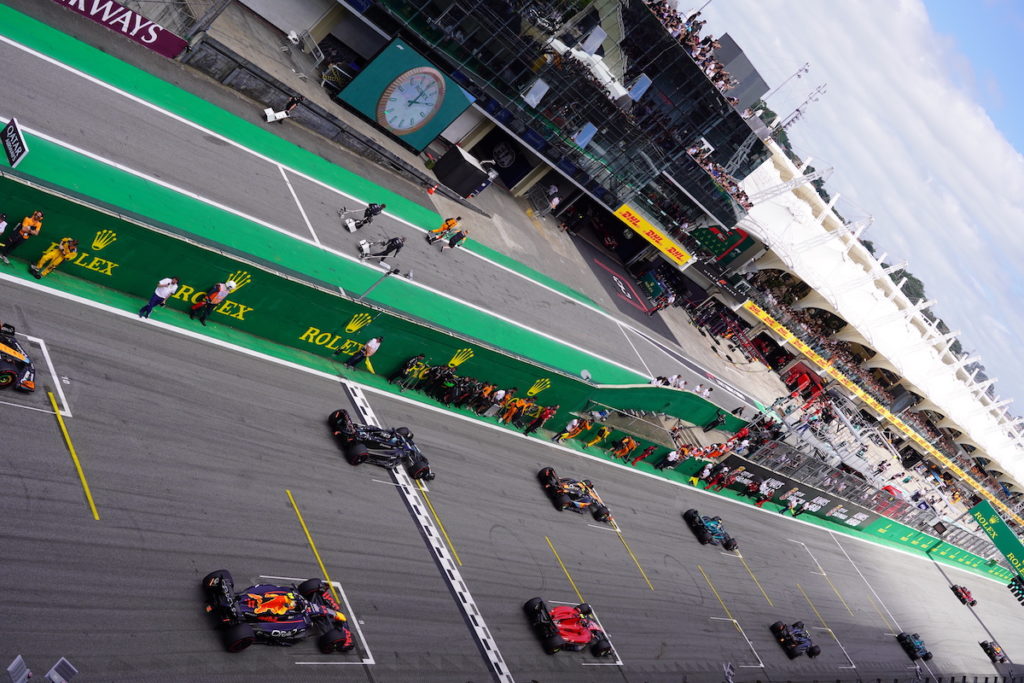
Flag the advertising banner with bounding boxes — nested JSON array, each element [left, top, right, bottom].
[[969, 500, 1024, 576], [51, 0, 188, 59], [741, 300, 1024, 528], [613, 204, 691, 266], [713, 449, 881, 528], [1, 118, 29, 168]]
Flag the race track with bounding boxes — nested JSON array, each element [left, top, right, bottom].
[[2, 283, 1021, 681]]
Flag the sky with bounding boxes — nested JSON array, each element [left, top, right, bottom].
[[693, 0, 1024, 422]]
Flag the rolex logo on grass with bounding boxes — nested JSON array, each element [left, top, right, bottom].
[[226, 270, 252, 291], [345, 312, 374, 333], [527, 378, 551, 396], [91, 229, 117, 250], [448, 348, 474, 368]]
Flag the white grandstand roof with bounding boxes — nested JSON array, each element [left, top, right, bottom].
[[737, 142, 1024, 488]]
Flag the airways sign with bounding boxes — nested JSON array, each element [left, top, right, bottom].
[[51, 0, 188, 59]]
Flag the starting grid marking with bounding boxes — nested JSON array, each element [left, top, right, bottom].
[[343, 382, 513, 683], [257, 575, 374, 665], [1, 333, 71, 417], [547, 599, 623, 667]]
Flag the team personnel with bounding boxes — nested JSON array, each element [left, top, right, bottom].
[[29, 237, 78, 278], [0, 210, 44, 264], [139, 276, 180, 319], [189, 280, 236, 326]]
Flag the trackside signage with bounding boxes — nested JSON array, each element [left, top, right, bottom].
[[970, 500, 1024, 577], [51, 0, 188, 59], [613, 203, 691, 266], [1, 118, 29, 168]]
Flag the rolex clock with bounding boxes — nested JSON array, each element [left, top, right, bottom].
[[376, 66, 447, 135]]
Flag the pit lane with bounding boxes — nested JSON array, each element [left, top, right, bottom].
[[2, 283, 1023, 681]]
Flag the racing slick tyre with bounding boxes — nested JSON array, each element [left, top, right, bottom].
[[591, 638, 613, 657], [542, 633, 565, 655], [786, 647, 799, 660], [222, 622, 255, 653], [202, 569, 234, 590], [922, 652, 933, 661], [523, 597, 545, 615], [697, 529, 712, 545], [723, 537, 738, 552], [343, 442, 369, 465], [592, 505, 611, 522], [405, 451, 431, 480], [318, 627, 354, 653], [770, 621, 786, 635], [807, 645, 822, 658], [0, 370, 15, 389], [553, 493, 572, 511], [297, 578, 325, 599], [537, 467, 557, 488], [396, 427, 414, 439], [683, 509, 699, 523], [576, 603, 593, 616], [328, 409, 355, 435], [970, 600, 977, 607]]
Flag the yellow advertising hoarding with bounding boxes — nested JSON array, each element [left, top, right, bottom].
[[614, 204, 691, 266], [741, 300, 1024, 527]]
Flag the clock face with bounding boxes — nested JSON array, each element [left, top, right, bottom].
[[376, 67, 446, 135]]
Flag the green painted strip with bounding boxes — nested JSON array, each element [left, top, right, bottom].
[[0, 3, 601, 310]]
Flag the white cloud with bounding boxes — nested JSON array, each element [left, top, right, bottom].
[[700, 0, 1024, 412]]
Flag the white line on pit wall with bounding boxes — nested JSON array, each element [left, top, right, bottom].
[[343, 382, 514, 683]]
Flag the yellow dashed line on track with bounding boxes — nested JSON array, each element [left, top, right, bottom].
[[615, 524, 655, 591], [286, 489, 341, 605], [48, 391, 99, 520], [698, 565, 741, 633], [737, 553, 773, 606], [865, 592, 896, 632], [415, 478, 462, 566], [546, 536, 585, 604]]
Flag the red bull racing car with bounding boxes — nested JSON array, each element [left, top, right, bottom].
[[0, 323, 36, 392], [328, 409, 434, 480], [537, 467, 611, 522], [950, 584, 977, 606], [523, 597, 613, 657], [770, 620, 821, 659], [201, 569, 354, 654], [683, 509, 738, 551]]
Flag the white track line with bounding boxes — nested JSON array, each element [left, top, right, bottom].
[[4, 271, 1007, 590], [828, 532, 902, 631], [0, 35, 756, 400], [278, 165, 320, 246], [617, 322, 652, 377], [343, 383, 513, 683], [25, 334, 70, 417], [258, 574, 373, 665]]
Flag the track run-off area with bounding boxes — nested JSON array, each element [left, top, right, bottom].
[[3, 280, 1022, 682]]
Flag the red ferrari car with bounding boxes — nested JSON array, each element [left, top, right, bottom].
[[951, 584, 977, 607], [523, 597, 613, 657]]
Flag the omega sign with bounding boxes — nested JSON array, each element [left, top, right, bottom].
[[51, 0, 188, 59]]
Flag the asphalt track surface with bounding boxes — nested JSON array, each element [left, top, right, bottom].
[[0, 29, 763, 412], [3, 283, 1024, 682]]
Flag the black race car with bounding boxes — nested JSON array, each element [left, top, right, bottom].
[[896, 632, 932, 661], [328, 409, 434, 480], [201, 569, 354, 654], [523, 597, 613, 657], [683, 509, 738, 551], [769, 620, 821, 659], [0, 323, 36, 392], [950, 584, 977, 606], [980, 640, 1008, 663], [537, 467, 611, 522]]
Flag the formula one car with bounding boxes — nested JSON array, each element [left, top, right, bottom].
[[327, 409, 434, 480], [950, 584, 977, 606], [201, 569, 354, 654], [769, 620, 821, 659], [683, 509, 738, 551], [980, 640, 1008, 663], [0, 323, 36, 392], [896, 632, 933, 661], [523, 597, 613, 657], [537, 467, 611, 522]]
